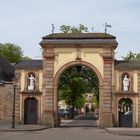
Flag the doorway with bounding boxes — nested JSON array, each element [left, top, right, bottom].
[[118, 98, 133, 127], [24, 97, 38, 124]]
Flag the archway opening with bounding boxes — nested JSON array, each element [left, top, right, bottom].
[[24, 97, 38, 124], [118, 98, 133, 127], [57, 64, 99, 127]]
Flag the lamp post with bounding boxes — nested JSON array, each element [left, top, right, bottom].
[[11, 79, 17, 128]]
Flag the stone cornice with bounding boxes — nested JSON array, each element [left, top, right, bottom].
[[40, 39, 118, 49], [114, 92, 139, 96]]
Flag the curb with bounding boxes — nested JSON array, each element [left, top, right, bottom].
[[105, 128, 140, 136], [0, 125, 51, 132]]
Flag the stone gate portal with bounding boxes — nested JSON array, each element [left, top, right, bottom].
[[40, 33, 118, 127]]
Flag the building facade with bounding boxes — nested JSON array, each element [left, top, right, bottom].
[[114, 61, 140, 127], [0, 33, 140, 128]]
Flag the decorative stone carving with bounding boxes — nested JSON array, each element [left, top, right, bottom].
[[28, 74, 36, 90], [123, 74, 130, 91]]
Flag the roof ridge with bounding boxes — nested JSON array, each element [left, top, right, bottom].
[[42, 32, 116, 39]]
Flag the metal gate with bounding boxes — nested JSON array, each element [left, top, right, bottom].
[[118, 98, 133, 127], [24, 97, 38, 124]]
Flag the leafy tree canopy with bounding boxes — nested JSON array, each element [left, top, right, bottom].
[[122, 51, 140, 62], [0, 43, 30, 63], [60, 24, 88, 33], [58, 65, 99, 109], [59, 77, 86, 107]]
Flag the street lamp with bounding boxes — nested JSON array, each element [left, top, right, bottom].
[[11, 78, 17, 128]]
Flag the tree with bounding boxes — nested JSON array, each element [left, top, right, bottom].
[[92, 95, 99, 108], [22, 56, 31, 61], [75, 96, 86, 109], [0, 43, 30, 63], [59, 77, 87, 118], [59, 77, 87, 107], [58, 65, 99, 118], [59, 25, 71, 33], [122, 51, 140, 62], [60, 24, 88, 33]]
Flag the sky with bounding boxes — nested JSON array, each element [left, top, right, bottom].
[[0, 0, 140, 60]]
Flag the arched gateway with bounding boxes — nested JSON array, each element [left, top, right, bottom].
[[40, 33, 118, 127], [12, 33, 140, 128]]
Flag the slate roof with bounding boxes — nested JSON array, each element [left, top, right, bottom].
[[42, 33, 116, 39], [15, 59, 43, 70], [115, 60, 140, 70], [0, 56, 15, 81], [14, 59, 140, 70]]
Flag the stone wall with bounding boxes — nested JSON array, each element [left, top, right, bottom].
[[0, 84, 13, 123]]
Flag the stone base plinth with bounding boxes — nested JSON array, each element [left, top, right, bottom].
[[99, 112, 113, 128]]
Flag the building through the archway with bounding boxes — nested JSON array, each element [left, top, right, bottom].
[[0, 33, 140, 128]]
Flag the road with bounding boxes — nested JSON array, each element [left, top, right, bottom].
[[0, 113, 140, 140], [60, 112, 99, 127]]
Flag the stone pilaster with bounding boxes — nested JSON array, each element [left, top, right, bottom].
[[137, 73, 140, 127], [100, 57, 113, 127], [42, 48, 55, 126]]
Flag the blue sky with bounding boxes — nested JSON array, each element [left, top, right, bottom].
[[0, 0, 140, 59]]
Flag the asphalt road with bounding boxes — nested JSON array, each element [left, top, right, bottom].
[[0, 113, 140, 140], [60, 112, 99, 127]]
